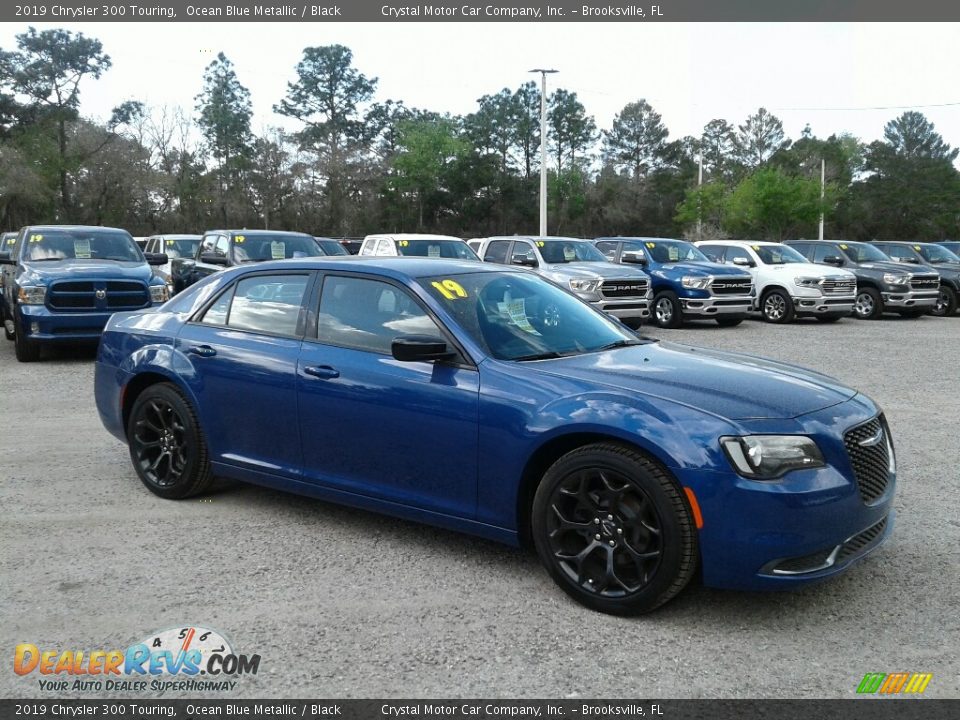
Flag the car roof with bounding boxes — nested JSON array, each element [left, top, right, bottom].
[[481, 235, 590, 242], [594, 236, 689, 243], [213, 255, 521, 280], [153, 233, 202, 239], [206, 229, 313, 237], [697, 240, 783, 247], [25, 225, 131, 233], [364, 233, 464, 241]]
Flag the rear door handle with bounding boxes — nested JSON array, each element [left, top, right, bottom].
[[187, 345, 217, 357], [304, 365, 339, 380]]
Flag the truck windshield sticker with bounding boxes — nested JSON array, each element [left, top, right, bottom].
[[166, 239, 176, 246], [399, 240, 409, 247], [29, 234, 43, 243], [914, 245, 921, 251], [839, 244, 848, 249], [668, 246, 680, 261], [498, 299, 540, 335], [6, 237, 15, 245], [73, 239, 91, 258], [271, 241, 286, 259], [427, 245, 441, 258], [563, 246, 576, 261], [752, 245, 761, 250], [431, 279, 468, 300], [235, 235, 245, 243], [536, 241, 545, 247], [645, 242, 656, 249]]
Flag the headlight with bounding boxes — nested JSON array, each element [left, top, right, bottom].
[[150, 285, 169, 303], [569, 279, 599, 293], [794, 277, 821, 288], [681, 276, 711, 289], [883, 273, 908, 286], [17, 286, 46, 305], [720, 435, 825, 480]]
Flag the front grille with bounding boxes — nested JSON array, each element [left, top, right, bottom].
[[47, 279, 150, 311], [601, 279, 648, 298], [836, 516, 888, 563], [821, 277, 856, 294], [710, 278, 753, 295], [844, 416, 892, 505], [909, 275, 939, 290]]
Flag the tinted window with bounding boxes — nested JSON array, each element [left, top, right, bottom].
[[484, 240, 511, 264], [21, 228, 142, 262], [538, 240, 606, 264], [396, 239, 477, 260], [698, 245, 725, 262], [880, 245, 916, 262], [221, 274, 309, 336], [314, 238, 349, 256], [160, 237, 202, 259], [917, 244, 960, 263], [840, 242, 890, 263], [754, 245, 806, 265], [232, 234, 320, 262], [642, 239, 709, 263], [200, 235, 218, 255], [788, 243, 811, 258], [595, 241, 619, 261], [724, 246, 754, 265], [511, 241, 537, 265], [813, 244, 839, 263], [317, 276, 442, 354]]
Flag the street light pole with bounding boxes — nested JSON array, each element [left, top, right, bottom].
[[530, 68, 557, 236]]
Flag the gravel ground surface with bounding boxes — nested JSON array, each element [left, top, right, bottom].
[[1, 313, 958, 699]]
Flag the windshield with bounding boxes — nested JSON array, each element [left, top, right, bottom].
[[642, 240, 710, 264], [314, 239, 349, 256], [537, 240, 608, 264], [232, 234, 323, 262], [21, 229, 142, 262], [422, 271, 642, 361], [753, 244, 807, 265], [839, 242, 891, 263], [397, 240, 478, 260], [160, 237, 201, 259], [917, 244, 960, 263]]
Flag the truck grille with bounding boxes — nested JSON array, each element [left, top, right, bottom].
[[843, 416, 892, 505], [909, 274, 939, 290], [821, 277, 856, 294], [601, 279, 648, 298], [47, 280, 150, 311], [710, 277, 753, 295]]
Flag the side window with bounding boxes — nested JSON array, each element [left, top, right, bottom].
[[359, 239, 375, 256], [789, 243, 811, 259], [812, 244, 836, 262], [317, 276, 444, 355], [484, 240, 511, 264], [200, 235, 217, 256], [376, 237, 395, 256], [215, 235, 230, 256], [595, 241, 619, 261], [512, 241, 536, 264], [699, 245, 724, 262], [884, 245, 910, 262], [199, 286, 235, 326], [724, 246, 753, 265], [212, 274, 309, 336]]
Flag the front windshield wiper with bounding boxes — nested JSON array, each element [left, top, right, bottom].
[[596, 339, 644, 351], [512, 351, 565, 361], [27, 257, 66, 261], [97, 256, 138, 262]]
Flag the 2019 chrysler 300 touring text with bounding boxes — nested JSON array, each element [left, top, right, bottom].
[[94, 258, 896, 614]]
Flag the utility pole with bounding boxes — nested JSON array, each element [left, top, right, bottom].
[[819, 158, 825, 241], [530, 68, 558, 236], [697, 153, 703, 241]]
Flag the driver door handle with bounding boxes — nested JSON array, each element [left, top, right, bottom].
[[187, 345, 217, 357], [304, 365, 340, 380]]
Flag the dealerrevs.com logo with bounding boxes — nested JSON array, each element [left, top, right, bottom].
[[14, 626, 260, 692]]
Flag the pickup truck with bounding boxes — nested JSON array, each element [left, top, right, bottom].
[[594, 236, 754, 328], [474, 236, 651, 326], [0, 225, 169, 362], [871, 241, 960, 317], [697, 240, 857, 323], [785, 239, 939, 319], [169, 229, 326, 295]]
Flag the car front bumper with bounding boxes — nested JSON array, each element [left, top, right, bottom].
[[680, 295, 753, 317], [16, 304, 157, 341], [592, 299, 651, 320], [881, 288, 939, 309]]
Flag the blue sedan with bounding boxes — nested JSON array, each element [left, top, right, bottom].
[[94, 258, 895, 614]]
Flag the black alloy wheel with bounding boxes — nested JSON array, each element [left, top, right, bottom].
[[932, 285, 958, 317], [532, 443, 698, 615], [128, 383, 213, 499]]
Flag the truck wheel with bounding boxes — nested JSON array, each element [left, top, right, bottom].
[[715, 316, 745, 327], [14, 327, 40, 362], [760, 289, 795, 323], [853, 287, 883, 319], [127, 383, 214, 500], [531, 442, 698, 615], [653, 291, 683, 329], [932, 285, 958, 317], [816, 313, 846, 323]]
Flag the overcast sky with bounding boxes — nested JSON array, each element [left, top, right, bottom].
[[2, 22, 960, 153]]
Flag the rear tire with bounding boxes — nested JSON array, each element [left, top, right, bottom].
[[715, 316, 745, 327], [760, 289, 795, 324], [652, 291, 683, 329], [853, 287, 883, 319], [127, 383, 213, 499], [932, 285, 958, 317], [531, 442, 698, 615]]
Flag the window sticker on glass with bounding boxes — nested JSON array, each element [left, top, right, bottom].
[[74, 239, 91, 258], [839, 244, 848, 249], [167, 239, 176, 246], [563, 246, 576, 261], [235, 235, 245, 243], [6, 237, 16, 245], [29, 234, 43, 243], [271, 241, 286, 259], [431, 279, 468, 299], [668, 246, 680, 261], [427, 245, 440, 258], [536, 241, 545, 247], [914, 245, 921, 251], [399, 240, 409, 247], [498, 299, 540, 335], [752, 245, 761, 250], [645, 242, 656, 249]]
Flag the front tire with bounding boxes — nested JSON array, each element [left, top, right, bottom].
[[127, 383, 213, 499], [932, 285, 958, 317], [652, 291, 683, 329], [760, 289, 795, 324], [14, 324, 40, 362], [853, 287, 883, 319], [531, 443, 698, 615]]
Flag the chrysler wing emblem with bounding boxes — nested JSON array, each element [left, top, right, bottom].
[[858, 427, 884, 447]]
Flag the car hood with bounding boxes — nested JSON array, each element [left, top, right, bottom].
[[648, 261, 749, 278], [541, 261, 649, 280], [763, 262, 853, 279], [927, 262, 960, 277], [22, 259, 153, 284], [529, 341, 857, 420], [856, 261, 917, 275]]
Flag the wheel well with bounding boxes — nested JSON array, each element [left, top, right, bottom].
[[857, 280, 880, 291], [761, 284, 790, 298], [516, 433, 650, 548], [121, 372, 171, 434]]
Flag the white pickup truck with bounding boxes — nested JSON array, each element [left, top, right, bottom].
[[696, 240, 857, 323]]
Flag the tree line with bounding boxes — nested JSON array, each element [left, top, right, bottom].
[[2, 27, 959, 241]]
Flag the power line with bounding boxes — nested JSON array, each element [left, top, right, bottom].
[[774, 100, 960, 112]]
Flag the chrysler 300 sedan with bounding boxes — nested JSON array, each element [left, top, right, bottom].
[[95, 258, 895, 614]]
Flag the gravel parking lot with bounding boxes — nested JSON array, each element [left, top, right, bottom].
[[1, 314, 958, 699]]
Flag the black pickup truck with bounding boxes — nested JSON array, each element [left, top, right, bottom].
[[170, 229, 326, 295], [785, 239, 940, 319]]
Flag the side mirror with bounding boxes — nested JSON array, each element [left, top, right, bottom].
[[0, 250, 13, 265], [200, 253, 229, 266], [732, 257, 754, 267], [823, 255, 844, 266], [904, 257, 920, 264], [391, 335, 456, 363], [621, 252, 647, 265], [512, 254, 538, 268], [145, 252, 169, 266]]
